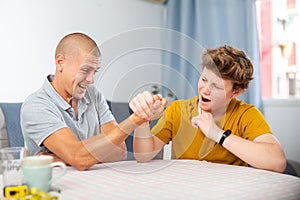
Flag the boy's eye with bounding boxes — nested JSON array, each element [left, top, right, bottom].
[[214, 85, 223, 89]]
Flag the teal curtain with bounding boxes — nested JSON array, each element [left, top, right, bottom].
[[162, 0, 263, 112]]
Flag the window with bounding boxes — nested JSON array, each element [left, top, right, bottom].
[[256, 0, 300, 98]]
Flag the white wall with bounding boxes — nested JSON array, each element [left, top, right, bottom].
[[0, 0, 165, 102], [263, 99, 300, 163]]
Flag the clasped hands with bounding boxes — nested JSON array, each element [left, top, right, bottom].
[[129, 91, 168, 122], [130, 91, 223, 142], [192, 109, 223, 143]]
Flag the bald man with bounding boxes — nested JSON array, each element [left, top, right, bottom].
[[21, 32, 167, 170]]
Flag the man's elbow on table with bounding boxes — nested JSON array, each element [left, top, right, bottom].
[[72, 163, 93, 171], [70, 153, 99, 171], [57, 144, 101, 171], [71, 153, 127, 171], [73, 143, 128, 170]]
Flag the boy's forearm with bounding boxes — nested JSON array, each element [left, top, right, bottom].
[[133, 122, 159, 162]]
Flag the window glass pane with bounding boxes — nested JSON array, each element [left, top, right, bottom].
[[256, 0, 300, 98]]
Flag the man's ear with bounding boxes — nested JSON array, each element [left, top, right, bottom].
[[55, 54, 65, 72]]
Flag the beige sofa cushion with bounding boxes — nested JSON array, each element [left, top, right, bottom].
[[0, 107, 9, 148]]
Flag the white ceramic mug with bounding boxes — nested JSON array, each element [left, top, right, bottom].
[[21, 155, 66, 192]]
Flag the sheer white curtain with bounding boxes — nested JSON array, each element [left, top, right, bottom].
[[162, 0, 263, 111]]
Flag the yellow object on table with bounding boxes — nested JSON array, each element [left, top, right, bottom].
[[3, 185, 28, 198], [1, 187, 58, 200]]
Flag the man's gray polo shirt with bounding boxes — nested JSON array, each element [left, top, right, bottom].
[[21, 75, 115, 156]]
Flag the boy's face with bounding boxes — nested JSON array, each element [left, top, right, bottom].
[[197, 67, 236, 116]]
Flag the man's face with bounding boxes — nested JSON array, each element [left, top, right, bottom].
[[197, 68, 234, 115], [62, 51, 100, 100]]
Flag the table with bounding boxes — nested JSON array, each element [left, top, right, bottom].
[[1, 160, 300, 199]]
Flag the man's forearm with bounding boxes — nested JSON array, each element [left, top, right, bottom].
[[83, 113, 146, 163], [100, 141, 127, 162]]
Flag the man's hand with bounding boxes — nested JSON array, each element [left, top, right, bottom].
[[37, 151, 69, 165], [129, 91, 168, 121], [192, 110, 223, 142]]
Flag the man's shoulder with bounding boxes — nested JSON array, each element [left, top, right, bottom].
[[23, 76, 51, 103], [23, 88, 45, 103], [22, 87, 56, 112]]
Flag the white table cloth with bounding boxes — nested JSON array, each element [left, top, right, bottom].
[[1, 160, 300, 200]]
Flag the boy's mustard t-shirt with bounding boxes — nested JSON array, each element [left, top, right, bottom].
[[151, 96, 272, 166]]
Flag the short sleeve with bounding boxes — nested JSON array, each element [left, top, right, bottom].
[[21, 96, 67, 154], [239, 107, 272, 141]]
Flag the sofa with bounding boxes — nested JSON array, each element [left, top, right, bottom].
[[0, 103, 23, 148], [0, 105, 9, 148]]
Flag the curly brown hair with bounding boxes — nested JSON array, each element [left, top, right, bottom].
[[201, 45, 254, 90]]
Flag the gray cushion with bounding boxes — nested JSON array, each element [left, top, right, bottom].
[[285, 159, 300, 177], [0, 103, 24, 147]]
